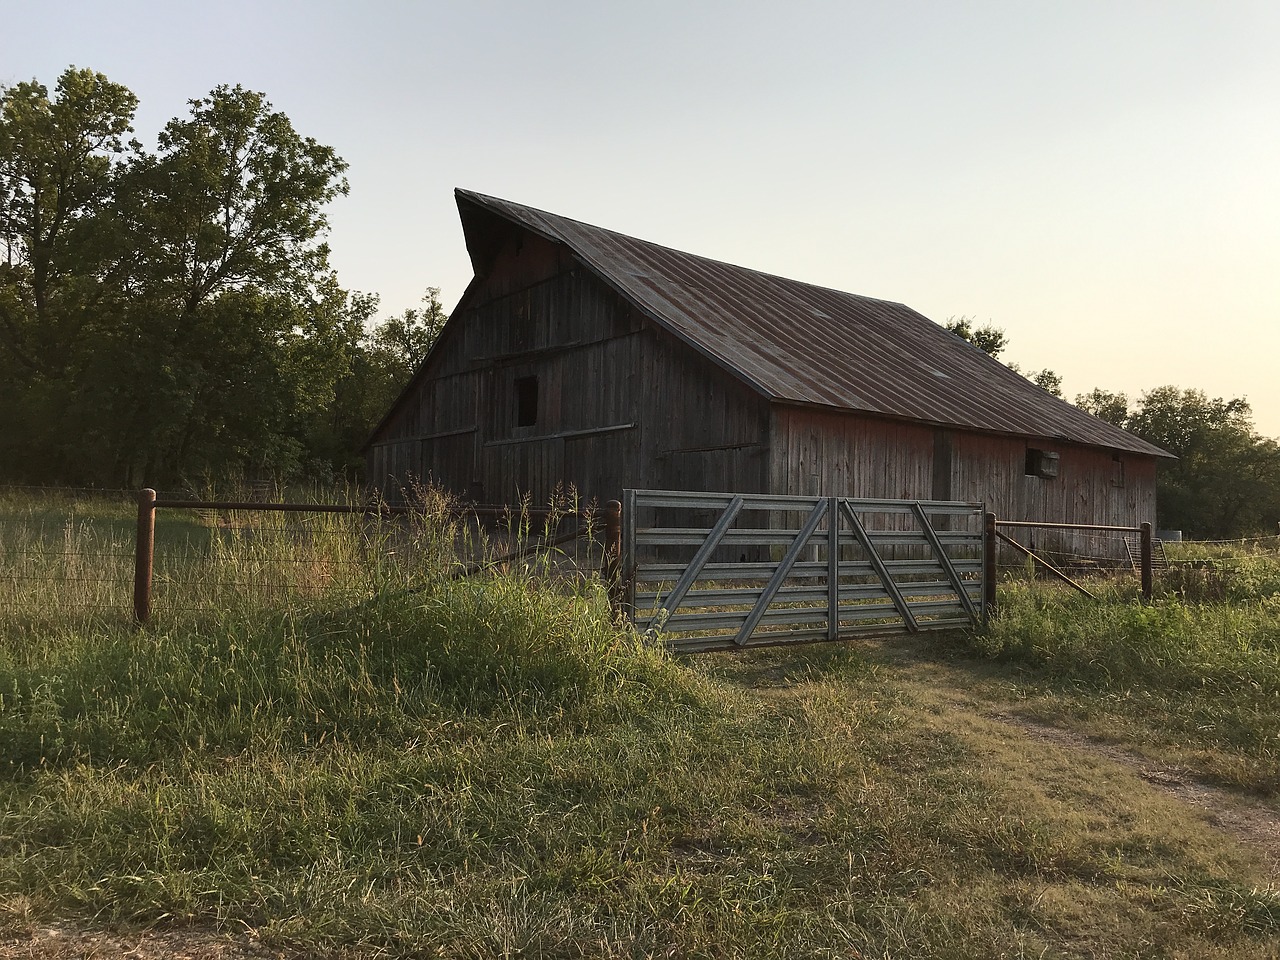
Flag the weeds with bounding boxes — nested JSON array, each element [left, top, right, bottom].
[[2, 492, 1279, 956], [971, 561, 1280, 794]]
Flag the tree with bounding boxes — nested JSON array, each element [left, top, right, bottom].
[[944, 316, 1061, 395], [0, 68, 355, 485], [314, 287, 451, 475], [1124, 387, 1280, 538], [1024, 367, 1063, 398], [0, 67, 138, 378], [0, 68, 141, 481], [129, 84, 348, 311], [1075, 388, 1130, 426], [108, 84, 350, 483], [367, 287, 446, 377], [943, 316, 1007, 359]]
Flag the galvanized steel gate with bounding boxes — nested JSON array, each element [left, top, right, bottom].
[[623, 490, 986, 653]]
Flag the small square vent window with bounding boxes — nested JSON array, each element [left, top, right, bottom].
[[515, 375, 538, 427], [1025, 448, 1060, 479]]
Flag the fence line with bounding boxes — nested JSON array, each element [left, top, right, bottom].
[[133, 489, 623, 625], [989, 516, 1153, 606], [1, 486, 623, 626]]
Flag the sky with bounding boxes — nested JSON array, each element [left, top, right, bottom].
[[5, 1, 1279, 434]]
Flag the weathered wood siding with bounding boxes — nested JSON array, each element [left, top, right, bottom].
[[770, 408, 1158, 558], [367, 230, 771, 505], [637, 330, 770, 495], [949, 431, 1156, 558]]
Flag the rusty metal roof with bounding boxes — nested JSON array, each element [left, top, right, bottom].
[[457, 189, 1171, 459]]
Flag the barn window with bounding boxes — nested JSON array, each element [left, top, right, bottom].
[[515, 375, 539, 427], [1025, 447, 1060, 479], [1112, 454, 1125, 487]]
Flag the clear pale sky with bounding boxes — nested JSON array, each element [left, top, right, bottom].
[[6, 2, 1278, 435]]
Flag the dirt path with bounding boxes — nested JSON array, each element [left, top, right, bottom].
[[999, 710, 1280, 877], [865, 637, 1280, 882]]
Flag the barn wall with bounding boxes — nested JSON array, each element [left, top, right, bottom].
[[367, 231, 772, 506], [950, 431, 1157, 560], [769, 407, 935, 501], [368, 231, 643, 504], [769, 407, 1158, 558], [636, 329, 771, 495]]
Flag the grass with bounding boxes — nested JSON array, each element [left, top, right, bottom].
[[1, 489, 1279, 957], [971, 558, 1280, 795]]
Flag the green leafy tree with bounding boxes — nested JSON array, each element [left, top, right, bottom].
[[0, 68, 354, 485], [369, 287, 446, 373], [109, 84, 350, 483], [0, 68, 140, 480], [0, 67, 138, 375], [1125, 387, 1280, 538], [1074, 388, 1130, 426], [313, 287, 450, 475], [943, 316, 1008, 359], [944, 316, 1062, 396]]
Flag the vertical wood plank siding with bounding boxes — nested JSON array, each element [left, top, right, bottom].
[[766, 408, 1155, 560], [369, 231, 771, 506]]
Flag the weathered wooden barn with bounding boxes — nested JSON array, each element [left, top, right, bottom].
[[366, 189, 1170, 550]]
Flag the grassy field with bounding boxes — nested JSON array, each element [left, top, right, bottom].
[[1, 491, 1279, 958]]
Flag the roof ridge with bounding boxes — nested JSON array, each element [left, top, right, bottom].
[[455, 187, 909, 312]]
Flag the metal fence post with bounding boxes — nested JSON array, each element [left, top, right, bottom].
[[983, 512, 998, 624], [134, 488, 157, 625], [1140, 521, 1153, 601]]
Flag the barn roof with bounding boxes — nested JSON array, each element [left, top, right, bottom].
[[456, 189, 1170, 459]]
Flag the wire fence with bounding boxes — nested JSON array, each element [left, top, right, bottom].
[[1, 486, 617, 628], [8, 484, 1279, 626], [993, 531, 1280, 575]]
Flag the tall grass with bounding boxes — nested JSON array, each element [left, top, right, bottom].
[[3, 494, 1279, 956], [972, 555, 1280, 793]]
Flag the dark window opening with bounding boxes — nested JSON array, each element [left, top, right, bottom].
[[1112, 454, 1125, 488], [1025, 447, 1060, 479], [515, 375, 538, 427]]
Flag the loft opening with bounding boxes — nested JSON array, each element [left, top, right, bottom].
[[1025, 447, 1060, 479], [515, 375, 539, 427]]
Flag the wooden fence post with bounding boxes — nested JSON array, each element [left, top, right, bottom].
[[983, 512, 998, 624], [1140, 521, 1153, 601], [603, 499, 623, 614], [134, 488, 157, 626]]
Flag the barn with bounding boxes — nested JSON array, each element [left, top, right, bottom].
[[366, 189, 1170, 555]]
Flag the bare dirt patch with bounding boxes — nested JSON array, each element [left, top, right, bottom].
[[0, 924, 289, 960], [998, 711, 1280, 877]]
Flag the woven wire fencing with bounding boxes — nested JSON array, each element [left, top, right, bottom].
[[1, 486, 615, 628], [0, 486, 140, 625]]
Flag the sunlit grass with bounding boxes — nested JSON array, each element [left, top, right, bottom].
[[970, 558, 1280, 794], [2, 494, 1279, 956]]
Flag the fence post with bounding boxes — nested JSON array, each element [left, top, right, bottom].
[[983, 512, 998, 624], [134, 488, 157, 626], [603, 499, 623, 614], [1140, 521, 1153, 601]]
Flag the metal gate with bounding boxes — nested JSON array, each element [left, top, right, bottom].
[[623, 490, 986, 653]]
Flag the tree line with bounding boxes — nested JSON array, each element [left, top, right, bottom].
[[0, 66, 440, 487]]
